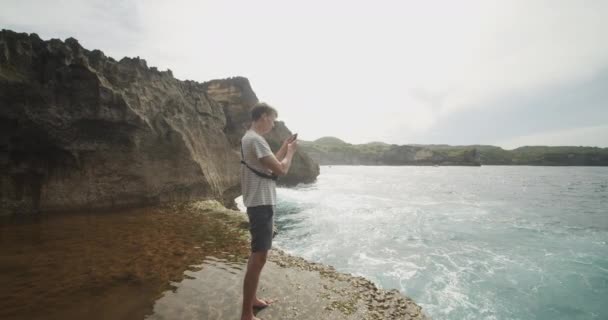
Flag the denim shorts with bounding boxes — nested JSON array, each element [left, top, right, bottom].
[[246, 205, 274, 252]]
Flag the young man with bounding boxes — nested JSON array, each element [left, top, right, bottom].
[[240, 102, 297, 320]]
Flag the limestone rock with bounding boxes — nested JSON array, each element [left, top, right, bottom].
[[0, 29, 318, 214]]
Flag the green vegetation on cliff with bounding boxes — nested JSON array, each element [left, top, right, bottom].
[[300, 137, 481, 166], [300, 137, 608, 166]]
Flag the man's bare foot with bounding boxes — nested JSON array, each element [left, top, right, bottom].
[[253, 297, 275, 309]]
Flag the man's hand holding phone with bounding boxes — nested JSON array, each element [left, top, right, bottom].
[[286, 133, 298, 154], [288, 133, 298, 143]]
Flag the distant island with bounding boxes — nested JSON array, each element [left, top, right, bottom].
[[300, 137, 608, 166]]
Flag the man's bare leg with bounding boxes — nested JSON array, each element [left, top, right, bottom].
[[241, 250, 268, 320]]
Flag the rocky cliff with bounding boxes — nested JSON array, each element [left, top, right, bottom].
[[0, 30, 318, 214], [301, 138, 481, 166], [482, 145, 608, 165], [301, 137, 608, 166]]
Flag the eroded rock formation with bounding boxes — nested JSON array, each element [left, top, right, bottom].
[[0, 30, 318, 214]]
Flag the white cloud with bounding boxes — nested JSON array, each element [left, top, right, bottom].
[[438, 0, 608, 116], [0, 0, 142, 57], [2, 0, 607, 146]]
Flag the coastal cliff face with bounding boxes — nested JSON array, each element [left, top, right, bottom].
[[302, 137, 608, 166], [479, 145, 608, 165], [0, 30, 318, 214], [301, 138, 481, 166]]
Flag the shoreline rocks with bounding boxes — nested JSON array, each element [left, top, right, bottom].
[[0, 199, 429, 319], [189, 200, 429, 319]]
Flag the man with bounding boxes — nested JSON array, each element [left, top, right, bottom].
[[240, 102, 297, 320]]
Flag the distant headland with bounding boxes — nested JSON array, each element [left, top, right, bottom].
[[300, 137, 608, 166]]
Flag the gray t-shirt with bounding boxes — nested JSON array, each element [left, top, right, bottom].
[[240, 129, 277, 207]]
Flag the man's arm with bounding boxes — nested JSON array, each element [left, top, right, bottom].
[[276, 135, 296, 161], [275, 143, 288, 162], [260, 143, 296, 176]]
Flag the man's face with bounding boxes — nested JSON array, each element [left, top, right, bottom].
[[261, 113, 276, 134]]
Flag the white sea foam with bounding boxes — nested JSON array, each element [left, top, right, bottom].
[[271, 166, 608, 319]]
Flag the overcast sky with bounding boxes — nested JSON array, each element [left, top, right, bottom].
[[2, 0, 607, 149]]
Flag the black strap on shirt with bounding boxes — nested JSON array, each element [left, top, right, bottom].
[[240, 143, 279, 181]]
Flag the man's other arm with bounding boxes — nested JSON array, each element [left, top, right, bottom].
[[260, 142, 297, 176]]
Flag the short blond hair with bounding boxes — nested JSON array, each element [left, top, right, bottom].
[[251, 102, 278, 121]]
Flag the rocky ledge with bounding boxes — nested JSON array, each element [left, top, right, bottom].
[[0, 199, 429, 320], [265, 249, 429, 320], [189, 201, 430, 320]]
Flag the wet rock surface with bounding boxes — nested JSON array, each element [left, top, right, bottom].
[[0, 200, 428, 320], [264, 249, 429, 320], [150, 201, 430, 320]]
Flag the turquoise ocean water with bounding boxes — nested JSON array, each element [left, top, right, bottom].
[[258, 166, 607, 320]]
